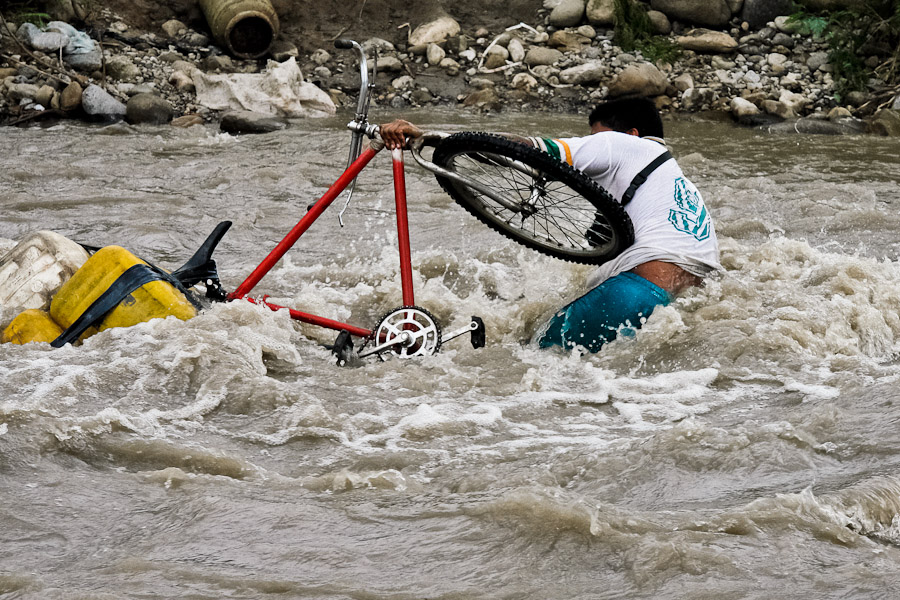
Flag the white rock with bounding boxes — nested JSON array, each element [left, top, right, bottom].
[[508, 38, 526, 63], [392, 75, 415, 91], [767, 53, 787, 66], [409, 16, 460, 46], [426, 43, 445, 66], [730, 96, 759, 117], [511, 72, 539, 90]]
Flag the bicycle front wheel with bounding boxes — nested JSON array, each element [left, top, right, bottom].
[[432, 132, 634, 264]]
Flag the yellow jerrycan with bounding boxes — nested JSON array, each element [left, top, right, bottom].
[[2, 308, 64, 344], [50, 245, 197, 337]]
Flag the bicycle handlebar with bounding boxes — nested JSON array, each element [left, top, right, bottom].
[[333, 39, 354, 50]]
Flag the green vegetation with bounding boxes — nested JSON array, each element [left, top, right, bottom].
[[788, 1, 900, 101], [613, 0, 682, 65], [4, 1, 52, 26]]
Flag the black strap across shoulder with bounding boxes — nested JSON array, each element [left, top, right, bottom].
[[621, 150, 672, 207]]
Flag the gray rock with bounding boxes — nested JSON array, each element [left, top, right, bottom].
[[869, 109, 900, 136], [651, 0, 732, 27], [511, 72, 539, 90], [730, 96, 760, 120], [408, 16, 460, 46], [378, 56, 404, 72], [60, 81, 82, 111], [608, 62, 668, 97], [762, 99, 795, 119], [647, 10, 672, 35], [586, 0, 615, 26], [892, 93, 900, 110], [773, 15, 801, 33], [64, 49, 103, 72], [764, 117, 867, 135], [125, 93, 173, 125], [463, 87, 501, 110], [202, 55, 234, 72], [673, 73, 694, 91], [559, 61, 606, 85], [106, 55, 141, 82], [168, 71, 196, 93], [525, 47, 564, 67], [681, 87, 715, 110], [270, 40, 299, 62], [827, 106, 852, 120], [30, 31, 70, 52], [676, 29, 738, 53], [806, 52, 830, 71], [220, 110, 288, 134], [34, 85, 55, 107], [162, 19, 187, 37], [6, 83, 40, 102], [508, 38, 526, 63], [577, 25, 597, 38], [742, 0, 793, 28], [362, 38, 396, 54], [771, 32, 794, 48], [15, 22, 40, 45], [81, 84, 126, 121], [427, 44, 446, 66], [549, 0, 587, 27]]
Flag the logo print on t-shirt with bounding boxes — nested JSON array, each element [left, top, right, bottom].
[[669, 177, 710, 241]]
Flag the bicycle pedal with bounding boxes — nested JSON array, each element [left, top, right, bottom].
[[331, 329, 360, 367]]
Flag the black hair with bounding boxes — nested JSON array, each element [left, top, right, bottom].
[[588, 97, 664, 139]]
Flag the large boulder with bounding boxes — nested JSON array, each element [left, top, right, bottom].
[[81, 84, 126, 121], [549, 0, 587, 27], [607, 62, 668, 98], [741, 0, 793, 28], [650, 0, 732, 27], [586, 0, 616, 26], [408, 16, 460, 46], [125, 93, 174, 125], [869, 109, 900, 136], [676, 29, 738, 53]]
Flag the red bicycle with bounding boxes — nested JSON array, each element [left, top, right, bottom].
[[174, 39, 634, 362]]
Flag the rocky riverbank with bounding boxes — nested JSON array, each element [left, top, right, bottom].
[[2, 0, 900, 135]]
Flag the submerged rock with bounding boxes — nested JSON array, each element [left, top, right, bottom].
[[220, 110, 288, 134]]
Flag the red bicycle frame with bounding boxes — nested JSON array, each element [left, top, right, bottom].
[[226, 143, 412, 340]]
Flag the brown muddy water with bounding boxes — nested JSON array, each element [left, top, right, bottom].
[[2, 108, 900, 599]]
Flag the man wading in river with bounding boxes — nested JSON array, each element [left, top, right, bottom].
[[381, 98, 722, 353]]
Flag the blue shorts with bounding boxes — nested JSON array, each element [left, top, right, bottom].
[[537, 271, 672, 353]]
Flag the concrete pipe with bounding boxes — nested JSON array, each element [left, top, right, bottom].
[[199, 0, 280, 59]]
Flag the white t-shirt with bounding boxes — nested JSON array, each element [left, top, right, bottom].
[[532, 131, 722, 289]]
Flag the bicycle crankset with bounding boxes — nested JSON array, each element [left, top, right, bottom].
[[331, 307, 486, 365], [365, 305, 442, 359]]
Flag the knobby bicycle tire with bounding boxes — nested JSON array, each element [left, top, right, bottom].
[[432, 132, 634, 264]]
